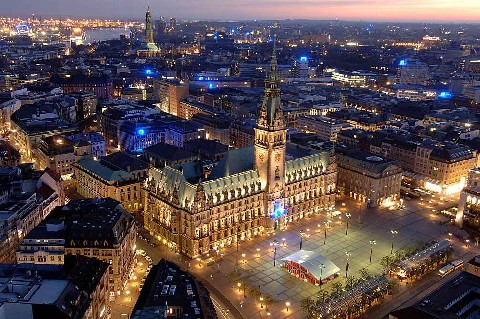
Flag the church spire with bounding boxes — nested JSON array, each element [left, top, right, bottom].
[[145, 6, 154, 44]]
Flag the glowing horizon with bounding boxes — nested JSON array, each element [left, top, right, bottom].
[[3, 0, 480, 22]]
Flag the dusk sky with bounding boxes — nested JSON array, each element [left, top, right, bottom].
[[2, 0, 480, 21]]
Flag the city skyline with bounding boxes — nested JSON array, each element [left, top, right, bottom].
[[3, 0, 480, 22], [2, 1, 480, 318]]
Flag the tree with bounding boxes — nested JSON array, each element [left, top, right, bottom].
[[359, 267, 370, 280], [414, 240, 425, 251], [446, 247, 454, 259], [393, 250, 404, 263], [380, 255, 393, 274], [317, 288, 329, 304], [330, 282, 344, 298], [301, 297, 315, 318], [387, 278, 399, 295], [345, 275, 357, 290]]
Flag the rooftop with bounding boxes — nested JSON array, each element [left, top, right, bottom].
[[281, 250, 340, 280], [391, 271, 480, 319], [76, 158, 133, 182], [27, 198, 134, 248], [101, 152, 149, 172], [0, 256, 107, 319], [133, 259, 214, 319], [144, 143, 197, 162]]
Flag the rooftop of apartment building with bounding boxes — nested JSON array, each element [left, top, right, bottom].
[[336, 145, 402, 175], [101, 152, 149, 173], [391, 257, 480, 319], [0, 255, 108, 319], [27, 198, 135, 249], [132, 259, 216, 319]]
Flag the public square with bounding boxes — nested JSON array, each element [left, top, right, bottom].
[[137, 192, 479, 319]]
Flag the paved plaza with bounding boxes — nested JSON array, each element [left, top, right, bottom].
[[139, 193, 474, 319]]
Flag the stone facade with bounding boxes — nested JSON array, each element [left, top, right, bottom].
[[144, 50, 337, 258]]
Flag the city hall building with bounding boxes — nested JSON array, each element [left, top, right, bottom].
[[144, 51, 337, 258]]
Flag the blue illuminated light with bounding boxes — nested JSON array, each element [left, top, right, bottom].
[[198, 76, 204, 81], [15, 23, 30, 35], [137, 129, 145, 136], [208, 83, 214, 89], [300, 56, 308, 62], [438, 91, 452, 99], [246, 32, 250, 36], [399, 60, 407, 66], [135, 148, 143, 152], [145, 69, 153, 75], [271, 201, 286, 218], [230, 29, 235, 33]]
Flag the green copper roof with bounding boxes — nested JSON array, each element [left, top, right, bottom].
[[77, 159, 134, 181]]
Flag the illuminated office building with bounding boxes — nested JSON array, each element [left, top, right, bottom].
[[144, 49, 337, 258]]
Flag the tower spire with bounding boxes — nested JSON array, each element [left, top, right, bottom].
[[269, 35, 278, 84], [145, 6, 154, 44], [257, 36, 284, 130]]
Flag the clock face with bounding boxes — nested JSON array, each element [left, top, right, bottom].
[[259, 153, 265, 161], [275, 153, 281, 162]]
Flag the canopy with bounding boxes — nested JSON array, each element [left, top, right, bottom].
[[281, 250, 340, 280]]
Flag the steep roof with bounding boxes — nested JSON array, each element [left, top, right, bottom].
[[76, 158, 133, 181], [208, 146, 255, 180], [144, 142, 197, 161]]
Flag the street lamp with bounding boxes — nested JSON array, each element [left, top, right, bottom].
[[260, 296, 264, 308], [237, 282, 241, 293], [286, 301, 290, 312], [319, 263, 325, 285], [345, 251, 351, 278], [345, 213, 351, 235], [370, 240, 376, 264], [299, 230, 305, 249], [270, 240, 279, 266], [235, 223, 240, 267], [242, 253, 246, 264], [390, 230, 398, 254], [323, 221, 327, 245]]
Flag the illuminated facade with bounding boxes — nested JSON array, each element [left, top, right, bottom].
[[396, 59, 431, 86], [144, 49, 337, 258], [456, 168, 480, 227], [16, 199, 136, 301], [72, 153, 148, 214], [336, 150, 402, 207]]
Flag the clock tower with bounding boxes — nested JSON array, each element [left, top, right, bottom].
[[254, 43, 287, 229]]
